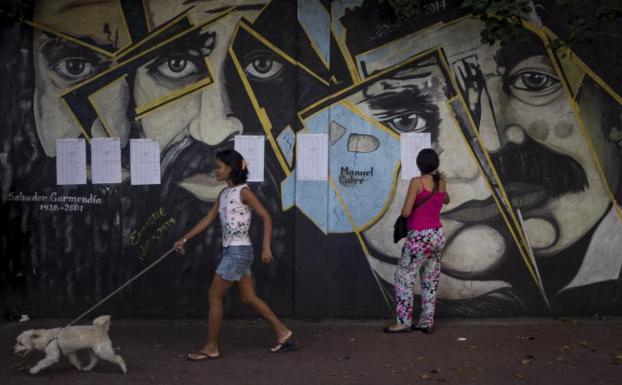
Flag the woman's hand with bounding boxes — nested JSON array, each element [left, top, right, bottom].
[[261, 244, 273, 264], [174, 238, 187, 254], [438, 170, 447, 182]]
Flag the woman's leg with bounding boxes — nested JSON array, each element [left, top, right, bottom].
[[194, 274, 234, 357], [416, 229, 445, 328], [393, 234, 425, 327], [237, 275, 291, 342]]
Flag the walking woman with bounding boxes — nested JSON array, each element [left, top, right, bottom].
[[384, 149, 450, 334], [175, 149, 294, 360]]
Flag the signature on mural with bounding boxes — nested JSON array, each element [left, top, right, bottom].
[[129, 207, 176, 260]]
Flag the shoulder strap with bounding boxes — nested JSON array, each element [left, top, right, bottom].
[[413, 181, 438, 209]]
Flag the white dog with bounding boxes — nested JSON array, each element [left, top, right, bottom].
[[13, 315, 127, 374]]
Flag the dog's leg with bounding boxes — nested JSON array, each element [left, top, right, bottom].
[[29, 343, 60, 374], [67, 352, 82, 371], [95, 342, 127, 374], [82, 350, 99, 372]]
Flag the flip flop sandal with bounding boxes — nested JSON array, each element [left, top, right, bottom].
[[270, 335, 297, 353], [382, 326, 412, 333], [186, 352, 220, 361]]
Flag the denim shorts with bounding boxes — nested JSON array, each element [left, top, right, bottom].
[[215, 245, 253, 281]]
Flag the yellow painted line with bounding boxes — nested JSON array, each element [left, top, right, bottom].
[[61, 97, 91, 143], [25, 20, 115, 58], [444, 99, 540, 287], [115, 0, 134, 52], [298, 21, 330, 70], [229, 42, 291, 176], [238, 22, 329, 87], [59, 9, 233, 98], [339, 99, 400, 140], [114, 12, 193, 59], [87, 74, 129, 137], [134, 76, 213, 117], [536, 32, 622, 223], [299, 47, 441, 120], [330, 22, 361, 83], [437, 47, 535, 260]]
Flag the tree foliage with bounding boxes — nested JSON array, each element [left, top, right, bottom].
[[0, 0, 28, 23], [379, 0, 622, 48]]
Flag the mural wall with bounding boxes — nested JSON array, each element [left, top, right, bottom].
[[1, 0, 621, 319]]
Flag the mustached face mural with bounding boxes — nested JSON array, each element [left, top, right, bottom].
[[1, 0, 621, 318]]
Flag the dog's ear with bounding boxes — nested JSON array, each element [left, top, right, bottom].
[[31, 333, 40, 339]]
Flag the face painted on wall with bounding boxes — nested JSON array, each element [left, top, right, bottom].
[[32, 0, 130, 156], [355, 58, 510, 300], [453, 31, 618, 258], [352, 18, 621, 302], [32, 0, 271, 201]]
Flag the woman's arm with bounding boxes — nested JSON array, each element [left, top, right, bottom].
[[439, 172, 450, 204], [174, 196, 220, 253], [401, 177, 421, 217], [240, 187, 273, 264]]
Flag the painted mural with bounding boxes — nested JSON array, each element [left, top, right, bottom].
[[0, 0, 621, 319]]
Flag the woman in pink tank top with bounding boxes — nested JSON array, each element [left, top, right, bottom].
[[384, 149, 450, 334]]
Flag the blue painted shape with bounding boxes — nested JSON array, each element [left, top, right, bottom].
[[277, 125, 296, 167], [297, 0, 330, 66], [328, 183, 353, 233], [328, 103, 400, 231], [281, 172, 296, 211], [295, 176, 329, 234]]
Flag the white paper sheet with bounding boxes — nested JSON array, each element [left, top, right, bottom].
[[130, 139, 161, 185], [56, 138, 87, 185], [400, 133, 431, 180], [296, 133, 328, 181], [234, 135, 265, 182], [91, 137, 122, 184]]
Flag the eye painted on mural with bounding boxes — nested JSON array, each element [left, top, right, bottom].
[[146, 53, 204, 86], [243, 50, 284, 81], [151, 54, 200, 80], [144, 31, 215, 88], [52, 57, 99, 81], [386, 113, 427, 132], [360, 86, 441, 138], [41, 39, 110, 84], [505, 56, 562, 106]]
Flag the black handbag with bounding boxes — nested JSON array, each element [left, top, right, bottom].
[[393, 183, 439, 243]]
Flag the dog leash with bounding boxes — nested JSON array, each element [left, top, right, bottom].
[[63, 246, 177, 328]]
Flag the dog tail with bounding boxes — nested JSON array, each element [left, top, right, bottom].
[[93, 315, 111, 333]]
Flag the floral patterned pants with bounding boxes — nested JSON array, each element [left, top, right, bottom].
[[394, 228, 445, 328]]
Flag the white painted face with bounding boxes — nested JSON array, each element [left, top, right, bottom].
[[356, 18, 620, 302], [32, 0, 269, 200]]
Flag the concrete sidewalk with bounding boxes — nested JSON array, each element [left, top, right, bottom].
[[1, 317, 621, 385]]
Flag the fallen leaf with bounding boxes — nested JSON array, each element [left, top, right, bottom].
[[431, 368, 442, 373], [513, 373, 525, 379], [416, 356, 425, 361], [420, 374, 431, 380], [520, 359, 532, 366], [516, 336, 534, 340]]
